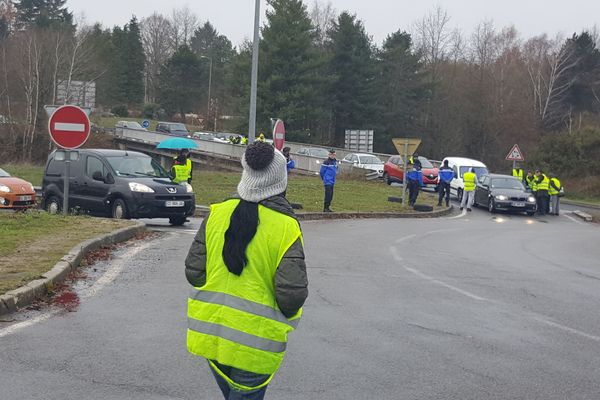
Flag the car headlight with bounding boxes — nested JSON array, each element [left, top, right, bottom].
[[495, 195, 508, 201], [0, 184, 11, 193], [129, 182, 155, 193], [183, 183, 194, 193], [527, 196, 536, 203]]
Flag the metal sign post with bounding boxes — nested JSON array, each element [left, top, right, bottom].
[[392, 138, 422, 206]]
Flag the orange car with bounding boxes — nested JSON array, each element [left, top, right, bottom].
[[0, 167, 36, 209]]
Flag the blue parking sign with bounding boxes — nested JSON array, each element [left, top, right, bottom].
[[142, 120, 150, 129]]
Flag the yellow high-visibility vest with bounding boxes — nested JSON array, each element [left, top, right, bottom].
[[549, 178, 561, 196], [172, 164, 188, 183], [463, 172, 476, 192], [537, 175, 550, 191], [512, 168, 523, 180], [187, 199, 303, 390]]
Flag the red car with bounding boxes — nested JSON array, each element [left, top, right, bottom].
[[383, 156, 439, 188]]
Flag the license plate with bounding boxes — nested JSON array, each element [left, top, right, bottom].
[[165, 201, 185, 207], [512, 202, 525, 207], [18, 195, 32, 201]]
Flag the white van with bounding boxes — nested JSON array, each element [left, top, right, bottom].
[[441, 157, 489, 200]]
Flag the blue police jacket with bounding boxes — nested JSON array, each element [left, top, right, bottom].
[[439, 168, 454, 184], [320, 158, 337, 186], [286, 159, 296, 174], [406, 170, 424, 186]]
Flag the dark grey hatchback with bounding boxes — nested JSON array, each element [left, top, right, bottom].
[[474, 174, 537, 215], [42, 149, 195, 225]]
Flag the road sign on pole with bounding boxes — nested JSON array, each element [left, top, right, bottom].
[[48, 105, 91, 149], [392, 138, 422, 205], [273, 119, 285, 150], [506, 144, 525, 162], [142, 120, 150, 129]]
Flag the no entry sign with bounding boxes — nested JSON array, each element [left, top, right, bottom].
[[273, 119, 285, 150], [48, 105, 91, 149]]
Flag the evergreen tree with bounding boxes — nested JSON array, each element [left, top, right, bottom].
[[158, 45, 204, 118], [122, 17, 145, 105], [375, 31, 428, 152], [258, 0, 330, 141], [327, 12, 377, 146], [565, 32, 600, 117], [15, 0, 73, 29]]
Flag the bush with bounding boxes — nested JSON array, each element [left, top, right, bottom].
[[143, 103, 160, 119], [111, 105, 129, 117]]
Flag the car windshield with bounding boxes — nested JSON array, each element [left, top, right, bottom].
[[106, 156, 170, 178], [170, 123, 188, 132], [0, 167, 10, 177], [309, 148, 329, 158], [418, 157, 434, 169], [128, 122, 142, 129], [460, 166, 489, 178], [359, 155, 383, 164], [491, 177, 525, 190]]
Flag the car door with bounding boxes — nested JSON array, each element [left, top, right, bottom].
[[80, 155, 111, 215]]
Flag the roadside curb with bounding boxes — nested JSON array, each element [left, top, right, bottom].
[[0, 222, 147, 316], [562, 199, 600, 210], [195, 204, 453, 220]]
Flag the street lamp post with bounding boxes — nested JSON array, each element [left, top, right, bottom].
[[248, 0, 260, 143], [200, 55, 213, 130]]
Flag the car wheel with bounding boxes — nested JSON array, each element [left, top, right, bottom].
[[457, 188, 463, 202], [45, 195, 61, 214], [383, 173, 391, 185], [488, 198, 496, 213], [169, 216, 187, 226], [112, 198, 129, 219]]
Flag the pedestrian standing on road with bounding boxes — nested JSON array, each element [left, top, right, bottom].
[[460, 167, 476, 212], [535, 169, 550, 215], [406, 164, 423, 207], [171, 155, 189, 184], [512, 164, 524, 183], [282, 147, 295, 174], [549, 174, 562, 216], [320, 149, 337, 212], [409, 153, 422, 171], [185, 141, 308, 400], [178, 149, 193, 183], [437, 159, 453, 207]]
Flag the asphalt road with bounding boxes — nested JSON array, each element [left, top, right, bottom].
[[1, 206, 600, 399]]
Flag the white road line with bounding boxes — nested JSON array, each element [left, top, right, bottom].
[[0, 241, 155, 338], [446, 208, 467, 219], [535, 317, 600, 342], [54, 122, 85, 132], [563, 213, 584, 225], [395, 234, 416, 244]]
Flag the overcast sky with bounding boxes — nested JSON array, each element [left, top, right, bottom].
[[68, 0, 599, 46]]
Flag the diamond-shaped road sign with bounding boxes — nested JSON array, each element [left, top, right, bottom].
[[506, 144, 524, 161]]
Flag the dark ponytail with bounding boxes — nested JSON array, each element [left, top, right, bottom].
[[222, 200, 259, 275]]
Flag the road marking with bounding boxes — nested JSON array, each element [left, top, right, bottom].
[[535, 317, 600, 342], [563, 213, 584, 225], [446, 208, 467, 219], [395, 234, 416, 244], [54, 122, 85, 132], [0, 241, 155, 338]]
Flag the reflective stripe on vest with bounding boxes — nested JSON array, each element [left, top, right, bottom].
[[463, 172, 476, 191], [187, 199, 303, 377], [549, 178, 561, 195], [537, 175, 549, 191], [172, 164, 188, 183]]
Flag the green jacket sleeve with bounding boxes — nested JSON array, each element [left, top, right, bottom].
[[185, 215, 208, 287], [274, 238, 309, 318]]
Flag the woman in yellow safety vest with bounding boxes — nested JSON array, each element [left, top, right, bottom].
[[171, 155, 189, 183], [185, 141, 308, 399]]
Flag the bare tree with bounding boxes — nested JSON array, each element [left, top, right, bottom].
[[413, 5, 452, 82], [170, 6, 198, 49], [309, 0, 336, 46], [141, 12, 173, 103]]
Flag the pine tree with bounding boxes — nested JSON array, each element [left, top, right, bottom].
[[15, 0, 73, 29], [327, 12, 377, 146], [123, 17, 145, 105]]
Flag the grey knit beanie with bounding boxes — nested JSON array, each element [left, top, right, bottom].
[[237, 142, 288, 202]]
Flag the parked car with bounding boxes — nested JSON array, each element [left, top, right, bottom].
[[441, 157, 489, 201], [0, 167, 36, 209], [42, 149, 195, 225], [296, 147, 330, 158], [474, 174, 537, 215], [156, 122, 190, 137], [341, 153, 384, 177], [383, 155, 439, 187], [115, 121, 147, 130], [192, 132, 216, 141]]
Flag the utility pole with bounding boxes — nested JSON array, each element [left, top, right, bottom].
[[248, 0, 260, 143], [200, 56, 213, 130]]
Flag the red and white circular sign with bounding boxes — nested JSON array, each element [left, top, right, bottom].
[[273, 119, 285, 151], [48, 105, 91, 149]]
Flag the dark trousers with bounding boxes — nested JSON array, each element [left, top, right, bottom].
[[408, 180, 420, 206], [438, 182, 450, 205], [537, 190, 549, 215], [209, 361, 269, 400], [324, 185, 334, 210]]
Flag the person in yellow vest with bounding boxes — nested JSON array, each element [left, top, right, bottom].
[[512, 164, 524, 183], [257, 132, 266, 142], [173, 149, 193, 183], [549, 174, 562, 216], [525, 170, 537, 193], [241, 136, 248, 145], [171, 155, 189, 183], [460, 167, 476, 212], [185, 141, 308, 400], [535, 169, 550, 215]]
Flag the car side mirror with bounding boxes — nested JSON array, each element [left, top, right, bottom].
[[92, 171, 105, 182]]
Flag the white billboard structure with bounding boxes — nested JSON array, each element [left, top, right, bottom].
[[345, 129, 374, 153], [56, 81, 96, 109]]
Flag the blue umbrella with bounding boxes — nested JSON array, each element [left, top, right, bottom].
[[157, 137, 199, 150]]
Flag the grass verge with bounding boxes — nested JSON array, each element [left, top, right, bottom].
[[192, 171, 439, 213], [2, 163, 45, 186], [0, 211, 135, 295]]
